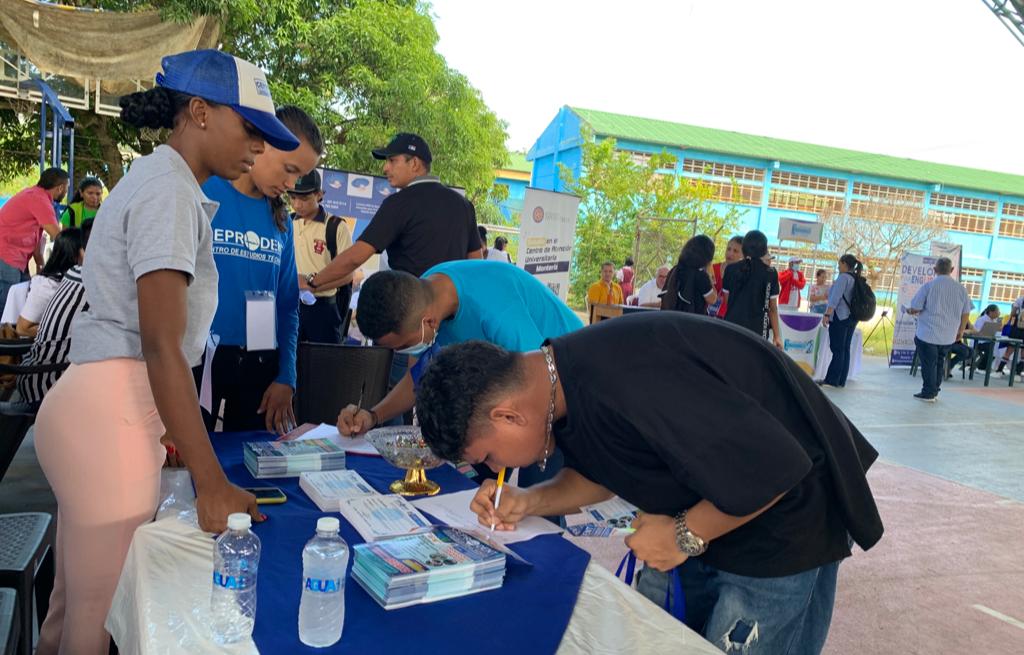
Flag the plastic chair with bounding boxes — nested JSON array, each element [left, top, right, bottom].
[[295, 343, 393, 426], [0, 588, 18, 655], [0, 360, 68, 485], [0, 514, 55, 655]]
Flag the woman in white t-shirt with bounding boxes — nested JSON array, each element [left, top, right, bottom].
[[486, 235, 513, 263], [15, 227, 84, 338]]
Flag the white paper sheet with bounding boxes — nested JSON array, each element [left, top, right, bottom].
[[339, 495, 432, 541], [412, 488, 563, 545], [284, 423, 380, 456]]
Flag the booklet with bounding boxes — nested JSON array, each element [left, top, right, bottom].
[[579, 497, 640, 529], [281, 422, 380, 457], [299, 470, 378, 512], [339, 494, 432, 542], [412, 488, 563, 546]]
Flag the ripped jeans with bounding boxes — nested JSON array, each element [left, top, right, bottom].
[[636, 558, 840, 654]]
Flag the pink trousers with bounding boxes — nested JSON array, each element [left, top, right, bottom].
[[34, 359, 166, 655]]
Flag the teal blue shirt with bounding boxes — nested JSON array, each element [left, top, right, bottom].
[[422, 260, 583, 350]]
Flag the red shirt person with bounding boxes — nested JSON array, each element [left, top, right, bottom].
[[709, 235, 743, 317], [778, 258, 807, 309], [0, 167, 67, 311]]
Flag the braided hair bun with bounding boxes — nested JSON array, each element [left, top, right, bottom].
[[119, 87, 191, 129]]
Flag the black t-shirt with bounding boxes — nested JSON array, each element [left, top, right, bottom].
[[722, 260, 780, 337], [358, 178, 482, 277], [547, 312, 883, 577], [662, 265, 713, 314]]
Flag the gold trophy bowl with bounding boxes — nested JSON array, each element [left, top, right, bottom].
[[364, 426, 445, 496]]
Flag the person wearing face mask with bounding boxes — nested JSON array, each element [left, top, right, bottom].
[[337, 260, 582, 489], [199, 106, 323, 434], [778, 257, 806, 310]]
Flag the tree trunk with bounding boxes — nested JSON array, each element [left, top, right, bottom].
[[93, 115, 127, 187]]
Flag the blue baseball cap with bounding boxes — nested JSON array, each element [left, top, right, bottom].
[[155, 49, 300, 152]]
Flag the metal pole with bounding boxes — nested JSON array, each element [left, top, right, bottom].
[[38, 100, 47, 174], [67, 126, 75, 186]]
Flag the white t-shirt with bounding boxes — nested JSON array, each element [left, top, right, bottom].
[[20, 275, 60, 323], [973, 314, 997, 332], [635, 278, 663, 306], [486, 248, 512, 263]]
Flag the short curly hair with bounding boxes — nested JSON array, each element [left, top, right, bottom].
[[415, 341, 522, 462], [356, 270, 429, 340]]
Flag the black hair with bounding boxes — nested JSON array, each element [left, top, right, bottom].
[[37, 167, 69, 190], [741, 230, 768, 260], [39, 228, 83, 281], [268, 105, 324, 232], [494, 236, 508, 250], [81, 219, 94, 250], [624, 257, 634, 267], [119, 87, 198, 130], [984, 304, 999, 316], [478, 225, 488, 243], [728, 235, 743, 246], [839, 253, 863, 276], [415, 341, 523, 463], [70, 176, 103, 205], [677, 234, 715, 270], [815, 268, 827, 277], [356, 270, 430, 340]]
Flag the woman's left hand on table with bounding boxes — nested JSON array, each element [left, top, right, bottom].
[[259, 382, 296, 435], [625, 513, 688, 572]]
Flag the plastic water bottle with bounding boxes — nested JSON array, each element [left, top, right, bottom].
[[210, 513, 261, 644], [298, 517, 349, 647]]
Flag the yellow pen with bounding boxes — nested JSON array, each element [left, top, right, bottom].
[[490, 467, 507, 532]]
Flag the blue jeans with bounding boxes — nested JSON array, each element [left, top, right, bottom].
[[637, 558, 840, 655], [823, 316, 855, 386], [0, 259, 28, 317], [915, 337, 952, 398]]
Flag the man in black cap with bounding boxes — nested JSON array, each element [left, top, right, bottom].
[[290, 169, 353, 344], [302, 133, 482, 292]]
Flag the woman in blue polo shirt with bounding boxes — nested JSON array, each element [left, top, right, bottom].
[[201, 106, 322, 434]]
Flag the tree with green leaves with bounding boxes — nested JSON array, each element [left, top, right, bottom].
[[559, 130, 742, 309], [0, 0, 508, 213]]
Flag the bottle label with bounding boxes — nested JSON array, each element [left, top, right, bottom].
[[213, 571, 253, 590], [304, 577, 343, 593]]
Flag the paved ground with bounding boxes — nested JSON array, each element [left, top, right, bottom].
[[2, 355, 1022, 653]]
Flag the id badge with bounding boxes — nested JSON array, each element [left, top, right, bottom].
[[245, 290, 277, 351]]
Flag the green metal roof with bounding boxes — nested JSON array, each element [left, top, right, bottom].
[[502, 151, 532, 173], [570, 107, 1024, 198]]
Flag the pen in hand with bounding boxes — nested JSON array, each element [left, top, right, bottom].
[[490, 467, 507, 532]]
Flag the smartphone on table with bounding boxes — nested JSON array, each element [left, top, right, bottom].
[[243, 486, 287, 505]]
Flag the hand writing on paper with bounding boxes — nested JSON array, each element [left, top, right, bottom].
[[338, 405, 375, 436], [625, 514, 688, 572], [471, 479, 531, 531], [259, 382, 296, 435]]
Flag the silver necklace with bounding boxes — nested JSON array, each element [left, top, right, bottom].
[[539, 345, 558, 471]]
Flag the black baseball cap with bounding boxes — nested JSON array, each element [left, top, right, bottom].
[[372, 133, 432, 163], [291, 169, 322, 195]]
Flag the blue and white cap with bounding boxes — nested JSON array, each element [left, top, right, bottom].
[[155, 49, 300, 152]]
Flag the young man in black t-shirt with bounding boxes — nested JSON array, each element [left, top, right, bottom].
[[303, 133, 482, 292], [414, 312, 883, 654]]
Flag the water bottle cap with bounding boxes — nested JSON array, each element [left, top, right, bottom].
[[316, 517, 340, 533], [227, 513, 252, 530]]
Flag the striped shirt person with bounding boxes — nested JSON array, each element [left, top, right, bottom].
[[16, 265, 87, 405]]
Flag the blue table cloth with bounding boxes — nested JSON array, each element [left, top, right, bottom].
[[212, 432, 592, 654]]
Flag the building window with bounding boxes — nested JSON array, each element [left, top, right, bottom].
[[772, 171, 846, 193], [622, 150, 653, 167], [998, 217, 1024, 239], [964, 280, 982, 301], [769, 188, 844, 214], [1002, 202, 1024, 218], [960, 267, 984, 279], [989, 282, 1024, 302], [695, 180, 763, 206], [931, 193, 996, 214], [682, 159, 764, 182], [852, 182, 924, 205], [930, 210, 994, 235]]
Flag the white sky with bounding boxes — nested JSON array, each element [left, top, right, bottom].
[[430, 0, 1024, 176]]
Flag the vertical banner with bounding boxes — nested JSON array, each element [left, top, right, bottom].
[[778, 311, 822, 375], [890, 253, 938, 366], [318, 168, 396, 241], [930, 241, 963, 281], [517, 188, 580, 301]]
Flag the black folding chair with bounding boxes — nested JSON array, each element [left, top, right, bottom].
[[294, 343, 393, 426], [0, 361, 69, 485]]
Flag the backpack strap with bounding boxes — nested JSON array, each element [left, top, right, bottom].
[[326, 215, 342, 259]]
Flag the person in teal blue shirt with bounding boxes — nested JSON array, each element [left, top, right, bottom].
[[338, 260, 582, 487]]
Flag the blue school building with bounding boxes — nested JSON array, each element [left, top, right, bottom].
[[525, 106, 1024, 310]]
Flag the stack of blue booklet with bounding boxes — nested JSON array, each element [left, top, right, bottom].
[[351, 526, 507, 609], [243, 438, 346, 478]]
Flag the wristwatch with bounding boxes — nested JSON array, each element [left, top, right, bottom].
[[305, 272, 319, 289], [673, 510, 708, 557]]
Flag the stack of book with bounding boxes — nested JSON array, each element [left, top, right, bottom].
[[351, 526, 507, 610], [243, 438, 346, 479], [299, 470, 377, 511]]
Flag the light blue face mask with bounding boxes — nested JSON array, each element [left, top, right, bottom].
[[396, 319, 436, 356]]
